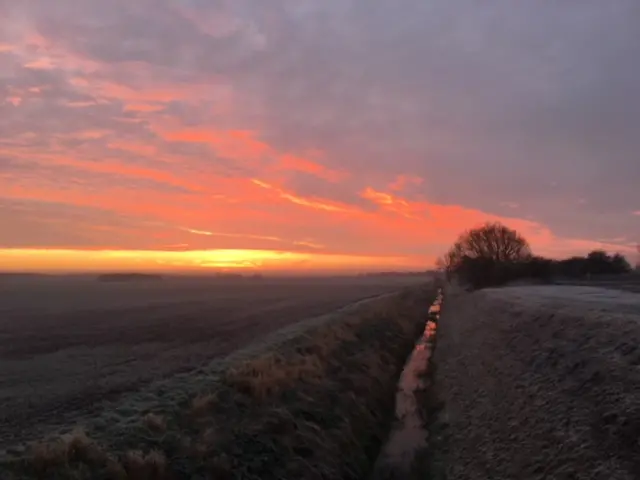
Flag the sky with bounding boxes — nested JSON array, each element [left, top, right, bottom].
[[1, 0, 639, 273]]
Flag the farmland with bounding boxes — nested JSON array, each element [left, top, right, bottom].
[[0, 274, 430, 458]]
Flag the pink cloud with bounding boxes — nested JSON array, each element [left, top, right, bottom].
[[277, 154, 347, 183]]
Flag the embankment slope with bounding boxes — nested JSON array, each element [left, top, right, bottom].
[[430, 285, 640, 480], [3, 284, 434, 479]]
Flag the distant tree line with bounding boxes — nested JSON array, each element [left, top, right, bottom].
[[437, 222, 633, 290], [361, 271, 430, 277]]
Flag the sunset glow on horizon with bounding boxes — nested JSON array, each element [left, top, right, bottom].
[[1, 1, 639, 273], [0, 248, 425, 274]]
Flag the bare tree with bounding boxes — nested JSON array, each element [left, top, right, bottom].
[[434, 255, 451, 281], [446, 222, 531, 267], [444, 222, 532, 288]]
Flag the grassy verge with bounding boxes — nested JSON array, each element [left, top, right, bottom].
[[421, 285, 640, 478], [2, 284, 433, 480]]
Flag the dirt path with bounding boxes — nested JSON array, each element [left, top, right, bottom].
[[427, 285, 640, 480]]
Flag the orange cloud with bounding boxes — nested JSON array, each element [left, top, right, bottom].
[[182, 227, 214, 236], [1, 182, 201, 228], [107, 140, 158, 157], [1, 124, 633, 263], [158, 124, 345, 183], [355, 186, 636, 259], [294, 240, 326, 249], [277, 154, 347, 182], [91, 80, 217, 105], [179, 227, 323, 249], [251, 179, 354, 213], [361, 187, 423, 219], [26, 154, 203, 194], [124, 103, 165, 113], [161, 128, 270, 164]]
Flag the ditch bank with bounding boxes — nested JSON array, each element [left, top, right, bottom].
[[370, 288, 442, 480], [426, 285, 640, 480], [2, 284, 436, 480]]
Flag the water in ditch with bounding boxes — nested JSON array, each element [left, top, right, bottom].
[[370, 288, 442, 479]]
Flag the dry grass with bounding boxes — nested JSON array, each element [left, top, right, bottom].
[[189, 393, 218, 418], [223, 351, 326, 399], [2, 284, 434, 480], [142, 414, 166, 434], [29, 429, 107, 472], [121, 449, 167, 479], [25, 429, 171, 480]]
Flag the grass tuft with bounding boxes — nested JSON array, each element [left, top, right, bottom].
[[122, 449, 167, 479], [142, 413, 166, 434], [29, 428, 107, 473], [223, 351, 326, 400], [189, 392, 218, 418]]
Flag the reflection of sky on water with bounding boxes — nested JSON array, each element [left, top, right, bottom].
[[372, 287, 442, 475]]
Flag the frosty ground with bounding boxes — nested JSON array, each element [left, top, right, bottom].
[[428, 284, 640, 480]]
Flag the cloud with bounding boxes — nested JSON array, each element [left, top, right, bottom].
[[1, 0, 639, 271], [182, 227, 214, 236], [251, 179, 354, 213], [360, 187, 422, 219], [389, 174, 423, 192], [179, 226, 325, 250]]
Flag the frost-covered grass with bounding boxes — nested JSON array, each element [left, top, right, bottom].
[[485, 285, 640, 315], [2, 284, 434, 480], [1, 278, 426, 452], [426, 284, 640, 479]]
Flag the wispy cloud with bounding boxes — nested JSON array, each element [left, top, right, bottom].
[[179, 226, 323, 250], [389, 175, 423, 192], [251, 179, 354, 213], [182, 228, 214, 236], [500, 202, 520, 209]]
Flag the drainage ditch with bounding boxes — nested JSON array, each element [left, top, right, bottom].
[[370, 287, 443, 479]]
